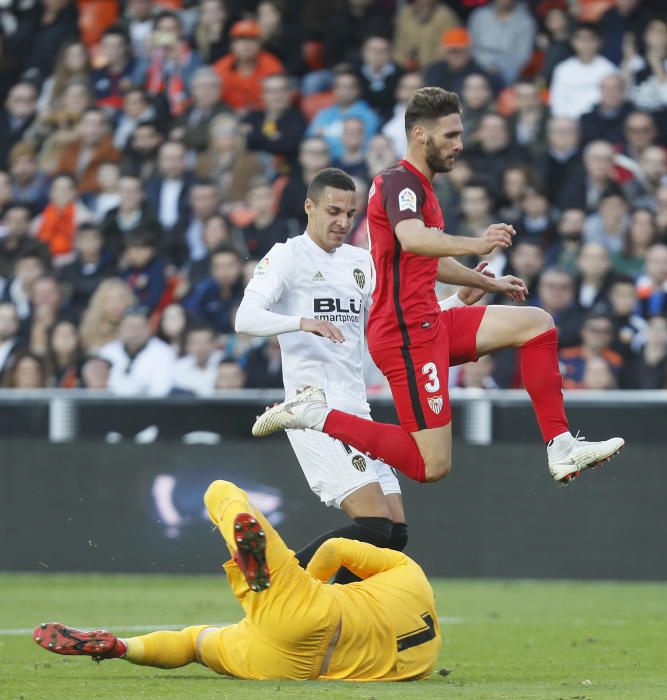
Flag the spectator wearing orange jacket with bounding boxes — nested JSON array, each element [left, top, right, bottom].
[[212, 20, 284, 112]]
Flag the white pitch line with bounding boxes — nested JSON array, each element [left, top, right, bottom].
[[0, 617, 468, 636]]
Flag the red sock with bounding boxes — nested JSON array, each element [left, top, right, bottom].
[[323, 410, 426, 482], [520, 328, 569, 442]]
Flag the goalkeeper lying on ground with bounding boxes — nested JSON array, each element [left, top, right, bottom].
[[34, 479, 441, 681]]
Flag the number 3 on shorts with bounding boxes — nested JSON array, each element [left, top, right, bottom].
[[421, 362, 440, 393]]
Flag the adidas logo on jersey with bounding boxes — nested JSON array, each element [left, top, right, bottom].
[[312, 271, 325, 281]]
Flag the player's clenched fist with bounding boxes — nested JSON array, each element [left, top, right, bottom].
[[300, 318, 345, 343], [476, 223, 516, 255]]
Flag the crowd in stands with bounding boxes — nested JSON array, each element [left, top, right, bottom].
[[0, 0, 666, 396]]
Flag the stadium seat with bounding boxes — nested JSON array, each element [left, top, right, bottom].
[[303, 41, 325, 72]]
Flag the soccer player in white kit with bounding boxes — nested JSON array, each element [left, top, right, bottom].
[[235, 168, 487, 578]]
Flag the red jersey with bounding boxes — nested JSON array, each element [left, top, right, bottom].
[[366, 160, 443, 352]]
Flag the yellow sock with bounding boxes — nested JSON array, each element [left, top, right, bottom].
[[124, 626, 208, 668]]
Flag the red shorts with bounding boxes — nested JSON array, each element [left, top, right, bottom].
[[370, 306, 487, 432]]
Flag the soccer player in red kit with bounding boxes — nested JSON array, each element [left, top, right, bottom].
[[253, 87, 624, 486]]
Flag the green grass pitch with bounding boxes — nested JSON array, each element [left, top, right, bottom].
[[1, 574, 665, 700]]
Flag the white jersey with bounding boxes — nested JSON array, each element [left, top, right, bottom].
[[245, 233, 372, 415]]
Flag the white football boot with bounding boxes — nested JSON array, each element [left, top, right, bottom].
[[252, 386, 329, 437], [547, 431, 625, 484]]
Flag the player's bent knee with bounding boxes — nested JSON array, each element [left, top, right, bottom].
[[532, 307, 555, 333]]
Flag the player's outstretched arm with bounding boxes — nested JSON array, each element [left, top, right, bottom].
[[307, 537, 407, 582], [395, 220, 515, 258], [437, 259, 527, 305], [235, 289, 302, 336]]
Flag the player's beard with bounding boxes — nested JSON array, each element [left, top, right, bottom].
[[424, 135, 453, 173]]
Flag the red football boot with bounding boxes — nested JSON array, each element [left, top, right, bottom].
[[233, 512, 270, 592], [33, 622, 126, 661]]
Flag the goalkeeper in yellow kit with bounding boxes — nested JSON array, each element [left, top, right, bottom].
[[34, 480, 441, 682]]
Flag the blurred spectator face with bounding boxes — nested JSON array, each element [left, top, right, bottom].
[[362, 36, 391, 71], [510, 242, 544, 279], [538, 269, 575, 311], [120, 313, 151, 352], [258, 1, 282, 36], [13, 355, 45, 388], [644, 18, 667, 53], [559, 208, 585, 239], [522, 189, 549, 218], [32, 276, 61, 309], [62, 42, 88, 72], [118, 176, 143, 210], [624, 113, 657, 153], [333, 73, 360, 108], [262, 74, 291, 113], [103, 285, 134, 322], [3, 206, 31, 238], [158, 142, 187, 179], [577, 243, 611, 282], [460, 354, 494, 388], [123, 89, 149, 118], [366, 135, 398, 177], [132, 123, 161, 155], [203, 215, 231, 249], [10, 152, 38, 185], [447, 158, 473, 190], [547, 117, 579, 154], [232, 37, 260, 63], [544, 7, 568, 36], [645, 244, 667, 285], [160, 304, 186, 341], [247, 183, 274, 218], [191, 184, 220, 219], [211, 251, 242, 287], [461, 185, 491, 221], [128, 0, 152, 19], [210, 113, 241, 154], [125, 242, 154, 268], [502, 167, 528, 203], [79, 110, 107, 146], [396, 72, 423, 105], [628, 209, 656, 249], [82, 357, 110, 389], [191, 70, 221, 109], [75, 226, 103, 260], [351, 176, 369, 216], [15, 256, 45, 292], [0, 303, 19, 341], [515, 82, 541, 113], [242, 259, 258, 285], [478, 114, 509, 152], [581, 316, 614, 353], [299, 138, 330, 174], [571, 27, 600, 62], [638, 146, 666, 183], [155, 14, 181, 39], [201, 0, 227, 27], [342, 118, 365, 152], [101, 32, 128, 66], [49, 176, 77, 208], [583, 141, 614, 181], [609, 281, 637, 317], [6, 83, 37, 120], [462, 73, 492, 110], [186, 328, 216, 364], [215, 361, 245, 389], [599, 74, 625, 111], [598, 194, 628, 228], [97, 162, 119, 192], [62, 82, 91, 115], [582, 356, 616, 389], [51, 320, 79, 359]]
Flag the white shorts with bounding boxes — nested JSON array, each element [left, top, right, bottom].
[[286, 428, 402, 509]]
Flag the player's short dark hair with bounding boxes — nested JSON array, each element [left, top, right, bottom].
[[306, 168, 356, 204], [405, 87, 462, 135]]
